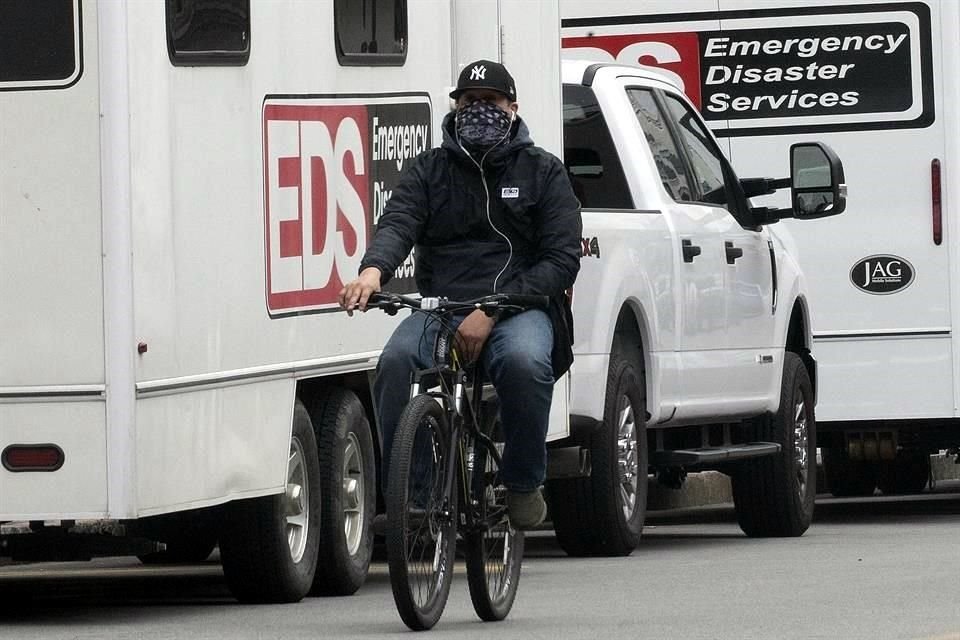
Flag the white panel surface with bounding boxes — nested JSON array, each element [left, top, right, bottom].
[[0, 0, 104, 387], [0, 402, 108, 519]]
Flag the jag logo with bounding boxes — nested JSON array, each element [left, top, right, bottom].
[[263, 95, 430, 314], [850, 255, 915, 294]]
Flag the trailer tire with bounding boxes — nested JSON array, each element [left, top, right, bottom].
[[218, 399, 321, 603], [547, 354, 646, 556], [732, 352, 815, 537], [309, 388, 375, 596], [823, 445, 876, 497]]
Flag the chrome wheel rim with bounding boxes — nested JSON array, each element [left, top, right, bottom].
[[793, 396, 810, 503], [285, 436, 309, 563], [616, 394, 640, 521], [342, 431, 365, 556]]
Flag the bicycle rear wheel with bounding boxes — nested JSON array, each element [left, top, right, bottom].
[[464, 424, 524, 621], [386, 394, 457, 630]]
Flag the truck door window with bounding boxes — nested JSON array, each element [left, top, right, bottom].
[[335, 0, 408, 66], [0, 0, 79, 88], [562, 84, 634, 209], [661, 94, 728, 206], [166, 0, 250, 66], [626, 89, 694, 202]]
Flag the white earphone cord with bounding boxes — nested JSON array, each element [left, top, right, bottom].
[[455, 108, 516, 293]]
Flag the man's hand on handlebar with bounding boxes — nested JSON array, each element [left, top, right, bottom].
[[338, 267, 382, 316], [454, 309, 495, 364]]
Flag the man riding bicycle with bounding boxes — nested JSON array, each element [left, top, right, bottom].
[[339, 59, 582, 529]]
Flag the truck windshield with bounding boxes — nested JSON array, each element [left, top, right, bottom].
[[0, 0, 79, 88]]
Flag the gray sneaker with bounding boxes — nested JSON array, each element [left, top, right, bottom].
[[507, 489, 547, 530]]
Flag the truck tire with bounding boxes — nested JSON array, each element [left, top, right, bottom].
[[877, 451, 931, 495], [218, 399, 321, 603], [309, 388, 375, 596], [547, 355, 646, 556], [823, 445, 877, 497], [732, 352, 815, 537]]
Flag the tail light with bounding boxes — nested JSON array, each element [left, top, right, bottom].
[[2, 444, 65, 472], [932, 158, 942, 246]]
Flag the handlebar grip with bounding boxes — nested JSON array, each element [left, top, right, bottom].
[[499, 294, 550, 310], [366, 292, 398, 306], [367, 292, 425, 311]]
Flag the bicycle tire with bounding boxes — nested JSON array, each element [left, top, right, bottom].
[[464, 411, 523, 621], [386, 394, 457, 630]]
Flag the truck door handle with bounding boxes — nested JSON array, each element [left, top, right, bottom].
[[682, 239, 701, 263], [725, 241, 743, 264]]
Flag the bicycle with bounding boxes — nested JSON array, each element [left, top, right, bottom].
[[367, 291, 550, 630]]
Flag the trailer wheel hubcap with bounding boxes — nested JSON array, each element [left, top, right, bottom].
[[342, 432, 365, 556], [285, 436, 310, 563]]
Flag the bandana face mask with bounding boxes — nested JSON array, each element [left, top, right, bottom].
[[456, 100, 514, 150]]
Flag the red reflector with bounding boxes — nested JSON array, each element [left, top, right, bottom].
[[2, 445, 65, 472], [932, 158, 942, 246]]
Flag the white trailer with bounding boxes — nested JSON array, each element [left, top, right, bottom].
[[561, 0, 960, 496], [0, 0, 564, 602]]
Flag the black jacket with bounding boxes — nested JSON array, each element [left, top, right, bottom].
[[360, 111, 582, 375]]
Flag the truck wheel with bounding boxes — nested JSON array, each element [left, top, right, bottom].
[[732, 352, 815, 537], [218, 400, 321, 603], [823, 444, 877, 497], [547, 355, 646, 556], [877, 451, 931, 495], [309, 388, 375, 596]]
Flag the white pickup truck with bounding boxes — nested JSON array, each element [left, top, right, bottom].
[[544, 60, 847, 556]]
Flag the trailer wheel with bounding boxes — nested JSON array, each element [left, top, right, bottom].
[[547, 354, 646, 556], [309, 388, 376, 596], [732, 352, 815, 537], [877, 451, 931, 495], [823, 444, 877, 497], [218, 399, 321, 603]]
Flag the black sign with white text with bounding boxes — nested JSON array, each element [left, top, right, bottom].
[[700, 22, 913, 120]]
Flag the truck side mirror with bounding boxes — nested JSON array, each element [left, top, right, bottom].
[[790, 142, 847, 219]]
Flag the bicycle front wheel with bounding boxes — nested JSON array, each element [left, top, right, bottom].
[[464, 431, 524, 621], [386, 394, 457, 631]]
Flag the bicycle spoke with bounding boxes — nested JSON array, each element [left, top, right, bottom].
[[466, 437, 523, 621]]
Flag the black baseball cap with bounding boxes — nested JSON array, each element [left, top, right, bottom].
[[449, 59, 517, 102]]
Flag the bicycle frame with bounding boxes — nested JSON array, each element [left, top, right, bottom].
[[369, 291, 542, 629], [407, 336, 503, 536]]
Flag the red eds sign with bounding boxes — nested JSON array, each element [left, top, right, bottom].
[[563, 33, 702, 108], [262, 95, 430, 315]]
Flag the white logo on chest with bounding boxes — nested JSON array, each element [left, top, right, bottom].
[[501, 187, 519, 198]]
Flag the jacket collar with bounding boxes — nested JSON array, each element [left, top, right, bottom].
[[440, 110, 533, 169]]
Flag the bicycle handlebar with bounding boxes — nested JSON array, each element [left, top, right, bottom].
[[366, 292, 549, 316]]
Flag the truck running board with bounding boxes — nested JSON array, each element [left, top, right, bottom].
[[651, 442, 781, 467]]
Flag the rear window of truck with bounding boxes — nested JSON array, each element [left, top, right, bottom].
[[562, 84, 633, 209]]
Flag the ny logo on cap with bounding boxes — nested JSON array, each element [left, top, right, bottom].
[[470, 64, 487, 80]]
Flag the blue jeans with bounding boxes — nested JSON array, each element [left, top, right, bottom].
[[374, 309, 554, 493]]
